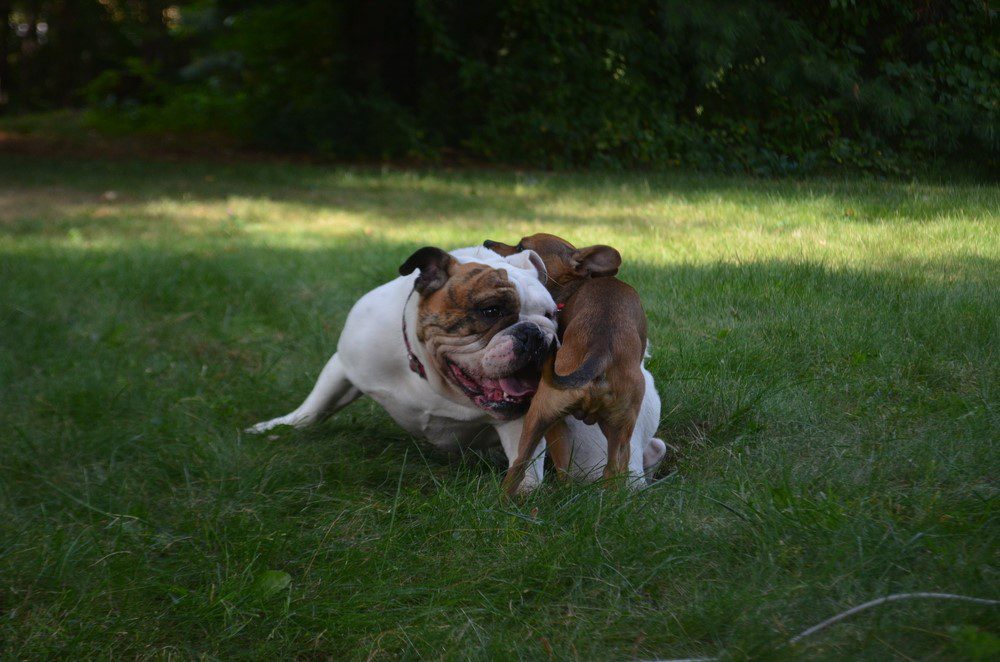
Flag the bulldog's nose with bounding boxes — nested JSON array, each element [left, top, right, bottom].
[[509, 322, 546, 362]]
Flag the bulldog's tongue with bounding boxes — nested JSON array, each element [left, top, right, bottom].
[[499, 376, 536, 397]]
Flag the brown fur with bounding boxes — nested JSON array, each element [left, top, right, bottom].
[[484, 234, 648, 494], [417, 264, 518, 343], [399, 248, 522, 376]]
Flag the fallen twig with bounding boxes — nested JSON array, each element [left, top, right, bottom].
[[645, 591, 1000, 662], [786, 591, 1000, 645]]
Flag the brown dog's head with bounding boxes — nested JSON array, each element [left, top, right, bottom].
[[484, 233, 621, 296], [399, 246, 558, 419]]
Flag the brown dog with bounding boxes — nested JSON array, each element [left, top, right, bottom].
[[484, 234, 648, 495]]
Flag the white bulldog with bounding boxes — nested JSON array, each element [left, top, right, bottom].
[[248, 245, 666, 489]]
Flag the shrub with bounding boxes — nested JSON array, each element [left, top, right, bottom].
[[3, 0, 996, 172]]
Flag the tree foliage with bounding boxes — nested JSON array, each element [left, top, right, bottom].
[[2, 0, 996, 172]]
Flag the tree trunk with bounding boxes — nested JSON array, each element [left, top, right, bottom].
[[0, 1, 10, 107]]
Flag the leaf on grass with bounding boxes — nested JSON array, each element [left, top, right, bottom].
[[251, 570, 291, 600]]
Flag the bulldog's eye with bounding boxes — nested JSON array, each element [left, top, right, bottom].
[[478, 306, 507, 320], [515, 243, 524, 252]]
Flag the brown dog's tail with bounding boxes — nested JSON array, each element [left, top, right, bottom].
[[551, 347, 610, 390]]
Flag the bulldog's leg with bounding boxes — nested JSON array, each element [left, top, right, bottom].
[[644, 438, 667, 478], [495, 419, 547, 494], [637, 364, 666, 480], [247, 353, 361, 433], [564, 426, 662, 486]]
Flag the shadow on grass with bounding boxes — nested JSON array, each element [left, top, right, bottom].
[[1, 153, 997, 235]]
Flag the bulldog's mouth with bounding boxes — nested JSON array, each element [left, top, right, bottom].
[[446, 360, 539, 417]]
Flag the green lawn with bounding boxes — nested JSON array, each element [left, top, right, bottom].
[[1, 153, 997, 659]]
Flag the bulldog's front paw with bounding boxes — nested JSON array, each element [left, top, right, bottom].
[[246, 418, 283, 434], [245, 411, 310, 434], [643, 437, 669, 475], [501, 467, 542, 498], [514, 475, 542, 495]]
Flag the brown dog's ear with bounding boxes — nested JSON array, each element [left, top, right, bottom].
[[571, 245, 621, 277], [483, 239, 518, 257], [399, 246, 455, 294]]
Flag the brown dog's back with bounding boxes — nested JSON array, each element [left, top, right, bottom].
[[552, 277, 647, 389]]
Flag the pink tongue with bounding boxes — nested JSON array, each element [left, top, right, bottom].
[[499, 376, 536, 397]]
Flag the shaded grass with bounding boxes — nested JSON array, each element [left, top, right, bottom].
[[0, 154, 997, 659]]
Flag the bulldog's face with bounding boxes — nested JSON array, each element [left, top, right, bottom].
[[399, 246, 558, 419]]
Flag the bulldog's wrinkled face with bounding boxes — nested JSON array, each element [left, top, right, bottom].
[[399, 246, 558, 419]]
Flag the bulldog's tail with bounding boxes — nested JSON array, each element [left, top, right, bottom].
[[551, 347, 610, 389]]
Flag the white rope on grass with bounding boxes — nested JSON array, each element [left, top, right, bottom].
[[785, 591, 1000, 644], [645, 591, 1000, 662]]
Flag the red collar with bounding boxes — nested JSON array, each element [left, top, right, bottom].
[[403, 291, 427, 379]]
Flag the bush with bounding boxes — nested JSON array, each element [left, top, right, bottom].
[[3, 0, 996, 172], [418, 0, 997, 172]]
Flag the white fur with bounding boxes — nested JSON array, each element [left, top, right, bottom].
[[248, 246, 666, 489]]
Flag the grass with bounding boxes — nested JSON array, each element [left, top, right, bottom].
[[0, 151, 997, 660]]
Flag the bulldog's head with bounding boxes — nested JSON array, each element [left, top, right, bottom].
[[399, 246, 558, 419]]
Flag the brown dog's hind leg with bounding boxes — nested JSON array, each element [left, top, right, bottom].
[[545, 419, 572, 481], [599, 415, 637, 482], [501, 408, 553, 497], [502, 388, 577, 497]]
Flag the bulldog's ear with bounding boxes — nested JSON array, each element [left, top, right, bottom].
[[504, 249, 548, 283], [399, 246, 455, 294], [571, 245, 621, 278]]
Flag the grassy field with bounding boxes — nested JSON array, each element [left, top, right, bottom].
[[0, 152, 997, 659]]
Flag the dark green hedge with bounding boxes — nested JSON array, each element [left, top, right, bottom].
[[3, 1, 997, 173]]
